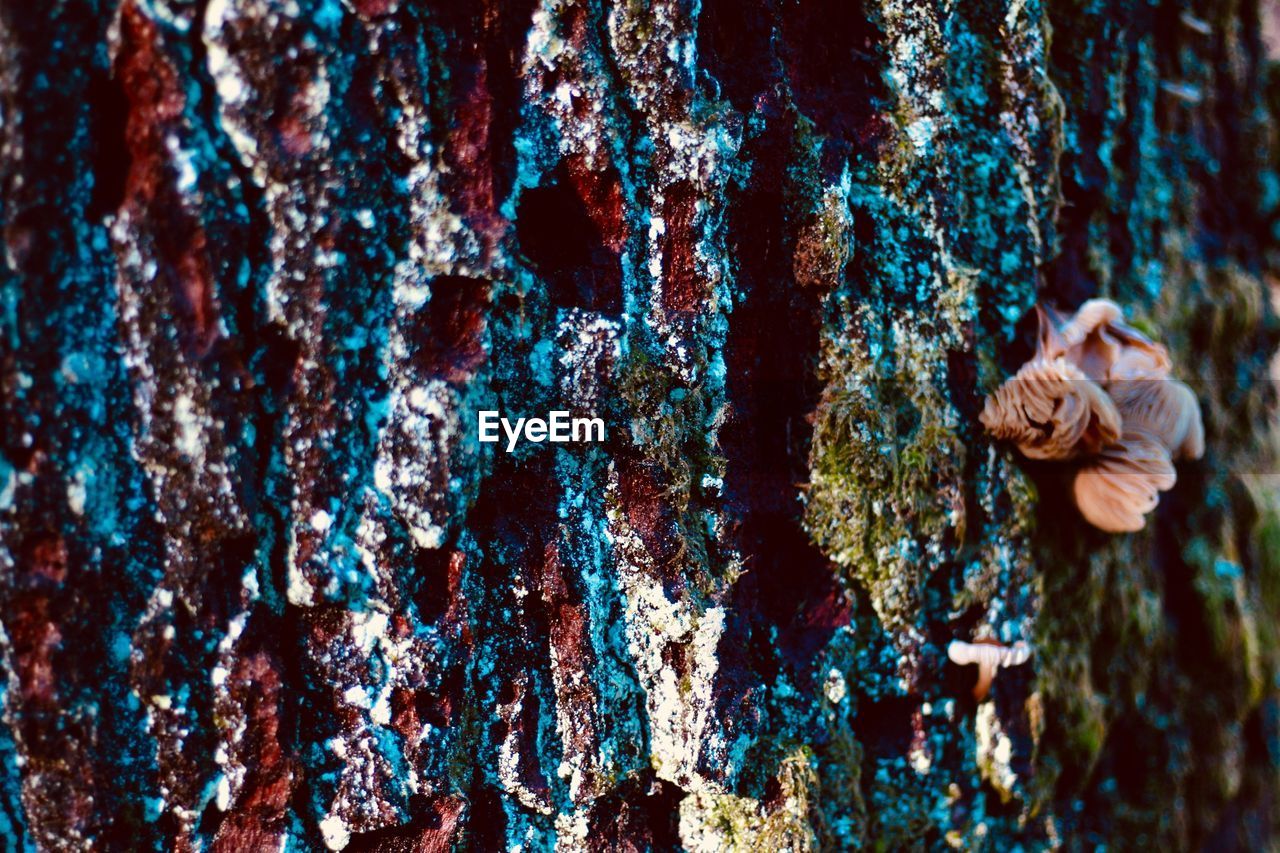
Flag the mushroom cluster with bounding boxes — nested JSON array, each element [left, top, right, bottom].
[[980, 299, 1204, 532]]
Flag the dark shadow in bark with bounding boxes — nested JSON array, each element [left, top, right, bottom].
[[517, 164, 624, 315]]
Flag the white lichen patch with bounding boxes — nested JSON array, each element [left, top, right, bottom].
[[975, 701, 1018, 800], [371, 374, 455, 550], [495, 673, 554, 815], [554, 312, 622, 409], [607, 479, 726, 793], [319, 814, 351, 851], [66, 465, 89, 516], [285, 554, 317, 606], [553, 810, 591, 850], [823, 668, 848, 705], [202, 0, 261, 169], [306, 602, 428, 845]]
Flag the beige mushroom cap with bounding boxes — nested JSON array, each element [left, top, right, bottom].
[[1109, 341, 1174, 382], [1051, 299, 1123, 348], [947, 640, 1032, 701], [980, 357, 1122, 460], [1073, 429, 1177, 532], [947, 639, 1032, 669], [1041, 299, 1172, 383], [1108, 379, 1205, 461]]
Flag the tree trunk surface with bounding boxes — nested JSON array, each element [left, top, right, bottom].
[[1, 0, 1279, 849]]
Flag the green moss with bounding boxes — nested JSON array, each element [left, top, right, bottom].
[[804, 311, 958, 624], [616, 346, 725, 514], [680, 751, 820, 852], [1252, 486, 1280, 653], [1238, 480, 1280, 707]]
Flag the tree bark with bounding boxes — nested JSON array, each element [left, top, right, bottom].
[[1, 0, 1278, 849]]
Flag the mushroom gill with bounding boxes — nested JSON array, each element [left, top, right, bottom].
[[1107, 378, 1205, 461], [979, 357, 1122, 460], [1072, 429, 1177, 532]]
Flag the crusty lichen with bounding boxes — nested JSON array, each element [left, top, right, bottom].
[[678, 751, 819, 852]]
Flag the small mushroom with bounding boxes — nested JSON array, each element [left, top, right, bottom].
[[979, 357, 1121, 460], [1073, 429, 1177, 532], [1107, 379, 1204, 461], [947, 639, 1032, 701]]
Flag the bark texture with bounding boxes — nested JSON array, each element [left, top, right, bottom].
[[1, 0, 1279, 849]]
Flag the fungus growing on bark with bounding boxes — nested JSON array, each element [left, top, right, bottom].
[[1107, 379, 1204, 461], [981, 299, 1203, 532], [1073, 429, 1178, 532], [979, 357, 1121, 460], [1041, 299, 1172, 383], [947, 639, 1032, 701]]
